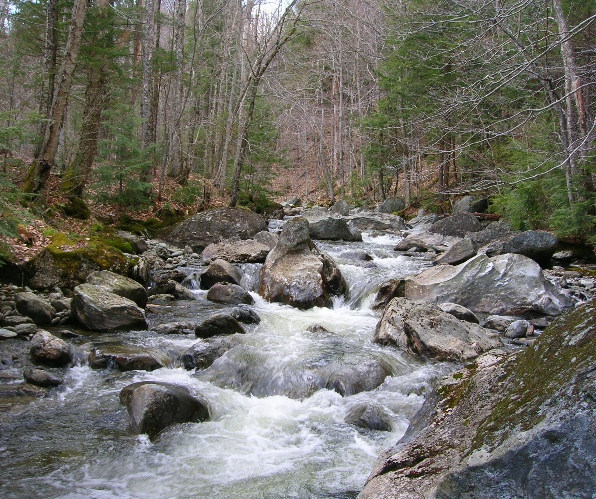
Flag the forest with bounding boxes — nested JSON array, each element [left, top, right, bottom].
[[0, 0, 594, 258]]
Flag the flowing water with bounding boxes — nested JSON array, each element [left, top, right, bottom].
[[0, 232, 452, 499]]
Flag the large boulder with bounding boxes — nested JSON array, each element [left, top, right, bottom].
[[308, 217, 362, 242], [15, 292, 55, 325], [434, 237, 476, 265], [206, 282, 254, 305], [200, 259, 242, 289], [360, 301, 596, 498], [195, 314, 246, 338], [86, 270, 148, 308], [120, 382, 210, 438], [89, 345, 166, 371], [429, 212, 484, 238], [501, 230, 558, 265], [258, 217, 347, 309], [375, 298, 501, 362], [181, 336, 242, 370], [377, 198, 406, 214], [403, 253, 574, 316], [452, 196, 489, 214], [161, 208, 267, 253], [30, 330, 73, 367], [330, 199, 352, 216], [200, 239, 272, 264], [71, 283, 148, 331]]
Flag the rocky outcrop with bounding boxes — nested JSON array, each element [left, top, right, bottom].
[[71, 283, 148, 331], [161, 208, 267, 253], [200, 259, 242, 289], [258, 217, 347, 309], [15, 292, 55, 325], [206, 282, 254, 305], [404, 253, 574, 316], [86, 270, 148, 308], [360, 301, 596, 499], [375, 298, 501, 362], [120, 381, 210, 438], [30, 330, 73, 367]]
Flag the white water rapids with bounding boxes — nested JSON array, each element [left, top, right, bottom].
[[0, 233, 452, 498]]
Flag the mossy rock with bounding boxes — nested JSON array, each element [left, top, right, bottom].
[[62, 197, 91, 220], [24, 232, 137, 290]]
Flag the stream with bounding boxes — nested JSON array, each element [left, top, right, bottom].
[[1, 232, 453, 498]]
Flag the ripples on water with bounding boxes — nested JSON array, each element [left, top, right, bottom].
[[0, 232, 451, 499]]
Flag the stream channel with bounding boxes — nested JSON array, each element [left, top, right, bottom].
[[1, 230, 453, 498]]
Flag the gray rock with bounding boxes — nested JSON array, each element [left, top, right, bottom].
[[30, 330, 73, 367], [0, 328, 18, 339], [152, 321, 197, 335], [505, 319, 531, 339], [437, 302, 480, 324], [71, 283, 148, 331], [50, 297, 71, 312], [309, 217, 362, 242], [120, 382, 210, 438], [339, 250, 374, 262], [201, 239, 272, 264], [404, 254, 574, 316], [195, 314, 246, 338], [86, 270, 148, 308], [258, 217, 347, 309], [361, 301, 596, 499], [12, 323, 38, 336], [501, 230, 558, 265], [345, 404, 392, 432], [375, 298, 501, 361], [229, 306, 261, 325], [482, 315, 519, 332], [23, 368, 64, 388], [330, 199, 352, 216], [394, 232, 460, 253], [149, 280, 195, 300], [377, 198, 406, 214], [89, 346, 166, 371], [429, 212, 484, 238], [15, 292, 55, 325], [348, 213, 407, 232], [453, 196, 489, 214], [434, 237, 476, 265], [200, 259, 242, 289], [206, 282, 254, 305], [161, 208, 267, 253], [181, 336, 241, 370]]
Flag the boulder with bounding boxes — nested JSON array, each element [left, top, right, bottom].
[[161, 208, 267, 253], [339, 250, 374, 262], [404, 253, 574, 316], [360, 301, 596, 499], [120, 382, 210, 438], [468, 220, 513, 247], [207, 282, 254, 305], [181, 336, 241, 370], [501, 230, 558, 265], [309, 217, 362, 242], [15, 292, 55, 325], [434, 237, 476, 265], [453, 196, 489, 214], [482, 315, 519, 332], [23, 368, 64, 388], [200, 239, 272, 264], [200, 259, 242, 289], [330, 199, 352, 216], [86, 270, 148, 308], [429, 212, 484, 238], [89, 346, 166, 371], [151, 269, 187, 286], [195, 314, 246, 338], [258, 217, 347, 309], [437, 302, 480, 324], [372, 279, 406, 311], [375, 298, 501, 362], [345, 404, 393, 432], [504, 319, 531, 339], [394, 233, 461, 253], [377, 198, 406, 214], [348, 213, 407, 232], [71, 283, 148, 331], [149, 280, 195, 300], [30, 330, 73, 367], [152, 321, 197, 335], [229, 306, 261, 325]]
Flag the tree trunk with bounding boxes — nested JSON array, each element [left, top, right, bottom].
[[24, 0, 89, 194], [140, 0, 156, 182]]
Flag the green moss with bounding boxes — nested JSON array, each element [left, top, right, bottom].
[[471, 301, 596, 451]]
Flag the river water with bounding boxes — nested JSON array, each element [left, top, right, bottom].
[[1, 232, 452, 498]]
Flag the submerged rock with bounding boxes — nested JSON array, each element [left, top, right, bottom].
[[361, 300, 596, 498], [120, 381, 210, 438], [258, 217, 347, 309]]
